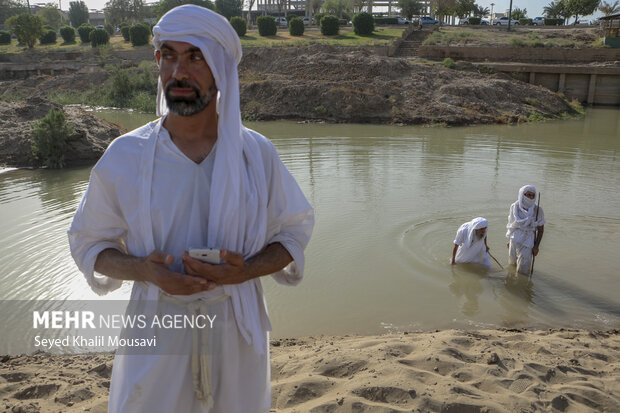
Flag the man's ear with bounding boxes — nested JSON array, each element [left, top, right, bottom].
[[155, 49, 161, 66]]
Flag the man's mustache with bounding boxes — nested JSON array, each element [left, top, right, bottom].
[[165, 79, 200, 95]]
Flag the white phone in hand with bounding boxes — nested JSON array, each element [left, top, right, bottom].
[[188, 248, 221, 264]]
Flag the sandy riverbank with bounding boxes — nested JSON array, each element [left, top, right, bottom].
[[1, 328, 618, 412]]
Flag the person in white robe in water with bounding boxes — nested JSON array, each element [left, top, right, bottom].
[[68, 5, 314, 412], [506, 185, 545, 274], [451, 217, 491, 267]]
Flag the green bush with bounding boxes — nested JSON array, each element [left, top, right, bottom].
[[59, 26, 75, 43], [90, 28, 109, 47], [320, 14, 339, 35], [108, 64, 157, 107], [39, 29, 56, 44], [289, 17, 304, 36], [442, 57, 455, 69], [352, 12, 374, 35], [544, 18, 562, 26], [77, 23, 94, 43], [313, 13, 324, 27], [0, 31, 11, 45], [120, 25, 130, 41], [230, 16, 246, 37], [257, 16, 277, 36], [374, 17, 398, 25], [31, 108, 73, 169], [519, 18, 532, 25], [104, 23, 114, 35], [129, 23, 150, 46], [467, 17, 481, 25]]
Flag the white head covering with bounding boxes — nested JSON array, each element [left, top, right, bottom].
[[459, 217, 488, 249], [517, 185, 536, 216]]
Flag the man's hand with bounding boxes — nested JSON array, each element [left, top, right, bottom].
[[182, 249, 251, 286], [532, 247, 539, 257], [142, 250, 217, 295]]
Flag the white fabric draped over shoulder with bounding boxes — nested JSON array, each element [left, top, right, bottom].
[[69, 5, 314, 356], [506, 185, 545, 247]]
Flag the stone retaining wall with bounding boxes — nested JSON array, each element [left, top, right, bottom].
[[418, 45, 620, 63]]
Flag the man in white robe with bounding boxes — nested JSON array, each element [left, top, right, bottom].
[[67, 5, 314, 412], [506, 185, 545, 274], [451, 217, 491, 267]]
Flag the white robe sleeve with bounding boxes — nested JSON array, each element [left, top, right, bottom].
[[454, 225, 466, 246], [257, 137, 314, 286], [68, 159, 129, 296]]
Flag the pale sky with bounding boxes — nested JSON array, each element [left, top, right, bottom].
[[52, 0, 603, 19]]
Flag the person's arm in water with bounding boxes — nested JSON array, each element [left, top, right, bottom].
[[533, 225, 544, 256], [451, 244, 459, 265], [182, 243, 293, 286]]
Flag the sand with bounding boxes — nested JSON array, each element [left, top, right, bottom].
[[1, 329, 618, 412]]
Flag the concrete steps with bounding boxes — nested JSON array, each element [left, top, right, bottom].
[[395, 27, 436, 58]]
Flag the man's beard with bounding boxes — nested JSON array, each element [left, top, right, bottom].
[[164, 80, 217, 116], [475, 231, 484, 240]]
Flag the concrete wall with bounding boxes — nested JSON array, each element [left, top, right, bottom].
[[477, 63, 620, 105], [418, 45, 620, 63]]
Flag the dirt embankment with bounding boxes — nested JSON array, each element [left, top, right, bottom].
[[0, 98, 125, 168], [238, 46, 577, 125], [0, 45, 580, 167]]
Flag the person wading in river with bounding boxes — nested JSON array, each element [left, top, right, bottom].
[[452, 217, 491, 268], [506, 185, 544, 275]]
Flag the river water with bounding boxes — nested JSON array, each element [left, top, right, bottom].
[[1, 108, 618, 353]]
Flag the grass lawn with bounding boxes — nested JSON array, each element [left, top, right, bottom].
[[0, 27, 404, 54]]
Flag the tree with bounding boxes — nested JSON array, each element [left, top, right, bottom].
[[511, 7, 527, 20], [68, 1, 89, 27], [454, 0, 475, 18], [544, 0, 572, 23], [321, 0, 353, 19], [1, 0, 27, 25], [309, 0, 323, 15], [31, 109, 73, 169], [37, 3, 63, 30], [566, 0, 600, 24], [104, 0, 145, 27], [398, 0, 422, 20], [473, 4, 489, 17], [151, 0, 214, 19], [431, 0, 456, 23], [598, 0, 619, 14], [6, 13, 44, 48], [215, 0, 241, 18]]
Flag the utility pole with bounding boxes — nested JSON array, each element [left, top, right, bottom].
[[490, 2, 494, 21], [507, 0, 513, 31]]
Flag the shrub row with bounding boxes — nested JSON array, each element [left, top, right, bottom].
[[544, 18, 563, 26], [519, 18, 533, 25]]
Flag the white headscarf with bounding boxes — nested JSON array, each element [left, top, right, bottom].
[[459, 217, 488, 249]]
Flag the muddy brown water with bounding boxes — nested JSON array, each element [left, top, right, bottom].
[[0, 107, 618, 354]]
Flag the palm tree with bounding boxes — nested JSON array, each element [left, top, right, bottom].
[[599, 0, 620, 15], [474, 5, 490, 17]]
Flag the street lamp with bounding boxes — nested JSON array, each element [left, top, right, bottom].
[[490, 2, 495, 21]]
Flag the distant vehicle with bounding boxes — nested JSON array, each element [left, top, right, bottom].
[[532, 17, 545, 26], [302, 17, 311, 26], [493, 16, 519, 26], [420, 16, 439, 25], [275, 17, 287, 27], [95, 25, 104, 29], [397, 17, 410, 24], [459, 17, 489, 25]]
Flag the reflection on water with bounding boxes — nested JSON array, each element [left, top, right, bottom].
[[0, 108, 619, 352]]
